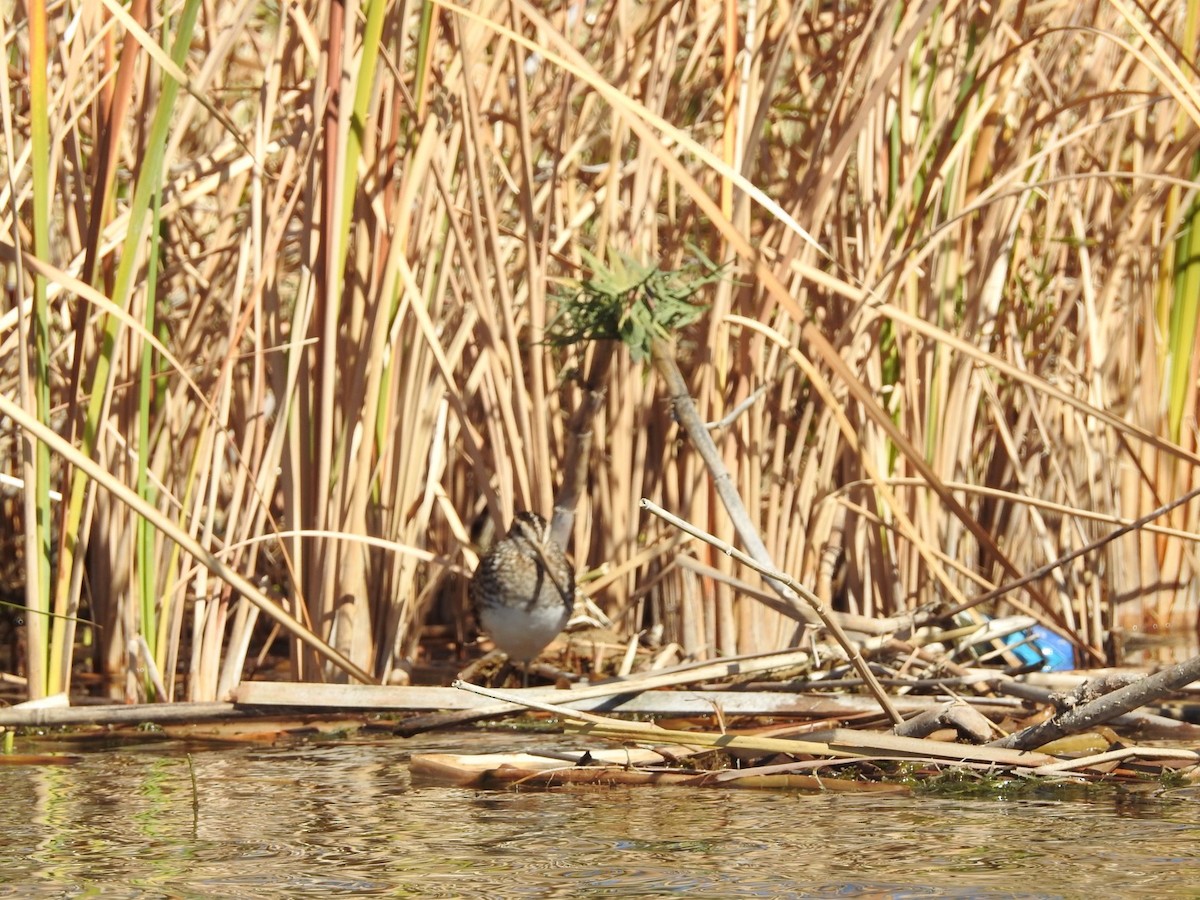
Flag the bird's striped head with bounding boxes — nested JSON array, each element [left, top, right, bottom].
[[508, 511, 551, 546]]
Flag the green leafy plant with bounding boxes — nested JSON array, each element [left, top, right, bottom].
[[549, 249, 723, 362]]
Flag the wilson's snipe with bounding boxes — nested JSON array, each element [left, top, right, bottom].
[[470, 511, 573, 680]]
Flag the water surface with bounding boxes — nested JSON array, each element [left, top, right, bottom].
[[1, 733, 1198, 898]]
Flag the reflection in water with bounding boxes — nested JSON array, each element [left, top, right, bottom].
[[1, 734, 1199, 898]]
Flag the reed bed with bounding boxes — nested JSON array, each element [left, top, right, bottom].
[[1, 0, 1198, 702]]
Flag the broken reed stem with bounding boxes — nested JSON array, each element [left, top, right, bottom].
[[990, 651, 1200, 751], [550, 340, 615, 548], [1029, 746, 1200, 776], [648, 342, 903, 725], [674, 555, 914, 636], [452, 681, 1057, 769], [452, 678, 840, 755], [641, 497, 903, 726]]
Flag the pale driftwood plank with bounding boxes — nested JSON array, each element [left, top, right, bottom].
[[232, 680, 1024, 717], [410, 747, 674, 785], [233, 682, 490, 710], [234, 648, 818, 713], [0, 684, 1022, 729], [0, 702, 238, 728], [382, 648, 826, 734]]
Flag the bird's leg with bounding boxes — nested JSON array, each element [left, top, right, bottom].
[[494, 658, 516, 688]]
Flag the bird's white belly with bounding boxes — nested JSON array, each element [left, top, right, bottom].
[[478, 601, 569, 663]]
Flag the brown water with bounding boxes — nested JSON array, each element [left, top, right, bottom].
[[1, 732, 1199, 898]]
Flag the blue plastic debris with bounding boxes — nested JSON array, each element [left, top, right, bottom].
[[1006, 625, 1074, 671]]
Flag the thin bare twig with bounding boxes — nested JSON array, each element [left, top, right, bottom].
[[641, 497, 902, 726], [945, 483, 1200, 617]]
